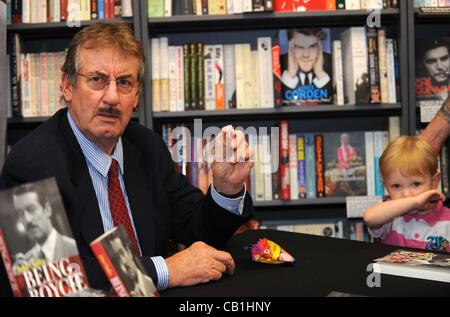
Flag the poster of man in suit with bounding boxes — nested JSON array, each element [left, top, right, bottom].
[[280, 28, 333, 105], [0, 178, 78, 275]]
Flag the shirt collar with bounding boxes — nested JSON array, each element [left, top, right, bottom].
[[67, 111, 124, 177], [40, 228, 58, 263], [404, 200, 445, 226]]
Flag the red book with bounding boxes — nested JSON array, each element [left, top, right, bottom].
[[315, 134, 325, 198], [272, 37, 282, 107], [274, 0, 328, 12], [61, 0, 68, 21], [279, 120, 290, 200], [90, 225, 159, 297]]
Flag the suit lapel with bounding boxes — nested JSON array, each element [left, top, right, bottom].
[[60, 112, 105, 245], [122, 137, 156, 256]]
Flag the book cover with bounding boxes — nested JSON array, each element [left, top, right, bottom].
[[323, 132, 367, 197], [279, 28, 333, 105], [90, 225, 158, 297], [274, 0, 328, 11], [0, 178, 89, 297], [372, 249, 450, 283], [415, 36, 450, 106]]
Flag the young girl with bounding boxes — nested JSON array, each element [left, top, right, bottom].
[[364, 136, 450, 253]]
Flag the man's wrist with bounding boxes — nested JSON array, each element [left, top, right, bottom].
[[216, 185, 245, 198]]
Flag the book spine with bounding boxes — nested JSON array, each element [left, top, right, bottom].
[[331, 40, 344, 106], [190, 43, 199, 110], [184, 43, 192, 110], [367, 28, 381, 104], [258, 37, 274, 108], [214, 45, 225, 110], [289, 134, 298, 200], [305, 133, 316, 198], [234, 44, 244, 109], [378, 29, 389, 103], [197, 42, 204, 110], [90, 241, 131, 297], [242, 44, 252, 109], [151, 38, 161, 112], [251, 50, 260, 108], [365, 131, 375, 196], [168, 46, 178, 112], [164, 0, 171, 16], [176, 46, 185, 111], [160, 37, 170, 112], [9, 34, 21, 117], [0, 229, 23, 297], [279, 120, 290, 200], [315, 134, 325, 198], [386, 38, 397, 103], [272, 36, 282, 107], [224, 44, 236, 109], [121, 0, 133, 16], [263, 134, 273, 201], [203, 45, 215, 110], [97, 0, 104, 19], [90, 0, 97, 18], [271, 129, 280, 200], [297, 134, 307, 199], [373, 131, 384, 196]]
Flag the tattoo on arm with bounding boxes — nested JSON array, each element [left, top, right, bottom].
[[438, 98, 450, 123]]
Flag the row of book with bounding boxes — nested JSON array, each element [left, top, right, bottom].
[[261, 219, 372, 242], [151, 27, 398, 113], [162, 119, 450, 201], [148, 0, 399, 17], [413, 0, 450, 7], [7, 34, 67, 118], [6, 0, 133, 24], [162, 119, 400, 201]]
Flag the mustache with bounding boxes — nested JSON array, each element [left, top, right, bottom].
[[97, 107, 122, 116]]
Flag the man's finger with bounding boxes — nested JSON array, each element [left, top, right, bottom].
[[211, 250, 235, 275]]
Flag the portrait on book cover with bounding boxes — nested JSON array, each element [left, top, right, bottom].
[[323, 132, 367, 197], [103, 226, 157, 297], [0, 178, 78, 275], [279, 28, 333, 105], [415, 36, 450, 105]]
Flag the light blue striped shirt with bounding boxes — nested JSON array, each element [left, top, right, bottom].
[[67, 111, 245, 291]]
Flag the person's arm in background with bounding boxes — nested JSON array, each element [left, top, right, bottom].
[[420, 95, 450, 153]]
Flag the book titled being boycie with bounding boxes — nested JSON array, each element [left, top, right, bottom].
[[0, 177, 89, 297], [372, 249, 450, 283], [90, 225, 159, 297]]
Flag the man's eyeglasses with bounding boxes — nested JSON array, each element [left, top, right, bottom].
[[77, 73, 140, 95]]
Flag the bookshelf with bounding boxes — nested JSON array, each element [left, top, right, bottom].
[[6, 0, 444, 237], [139, 0, 410, 227], [5, 0, 145, 146]]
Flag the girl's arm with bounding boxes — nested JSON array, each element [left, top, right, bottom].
[[364, 190, 445, 228]]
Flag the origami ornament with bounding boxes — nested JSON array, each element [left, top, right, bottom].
[[248, 238, 295, 264]]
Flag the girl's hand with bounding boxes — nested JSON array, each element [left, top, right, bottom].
[[410, 189, 446, 214]]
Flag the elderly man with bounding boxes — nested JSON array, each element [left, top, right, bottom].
[[0, 22, 254, 293]]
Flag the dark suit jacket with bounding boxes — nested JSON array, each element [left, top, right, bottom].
[[0, 108, 254, 294]]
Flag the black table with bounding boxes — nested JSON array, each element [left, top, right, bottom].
[[163, 229, 450, 297]]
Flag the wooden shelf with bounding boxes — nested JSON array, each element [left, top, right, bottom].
[[7, 18, 133, 36], [152, 103, 402, 122], [148, 9, 400, 33], [254, 197, 346, 208]]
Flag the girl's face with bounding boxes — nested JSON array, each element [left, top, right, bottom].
[[384, 169, 440, 200]]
